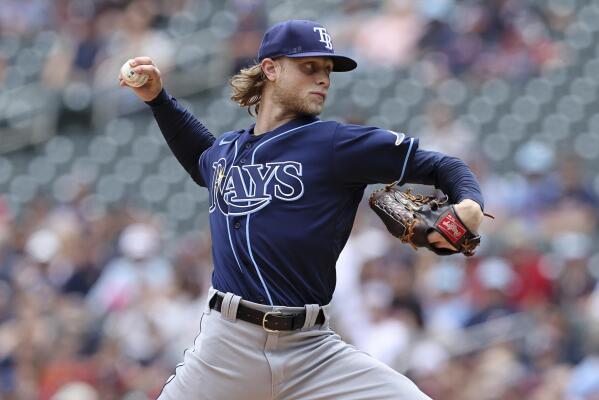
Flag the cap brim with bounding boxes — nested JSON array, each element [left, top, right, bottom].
[[286, 52, 357, 72]]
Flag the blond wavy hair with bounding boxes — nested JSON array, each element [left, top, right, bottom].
[[229, 63, 267, 116]]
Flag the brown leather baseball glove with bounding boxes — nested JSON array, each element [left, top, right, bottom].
[[368, 183, 492, 256]]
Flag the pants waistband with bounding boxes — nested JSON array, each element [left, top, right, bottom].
[[206, 287, 332, 329]]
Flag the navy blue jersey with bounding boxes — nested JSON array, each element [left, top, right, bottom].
[[197, 117, 416, 306], [147, 90, 484, 307]]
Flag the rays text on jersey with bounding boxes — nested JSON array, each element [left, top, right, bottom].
[[209, 158, 304, 216]]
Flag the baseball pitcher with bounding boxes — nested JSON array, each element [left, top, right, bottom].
[[119, 20, 486, 400]]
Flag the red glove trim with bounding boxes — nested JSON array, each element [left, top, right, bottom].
[[437, 211, 467, 245]]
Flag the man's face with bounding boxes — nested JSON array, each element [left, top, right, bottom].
[[271, 57, 333, 117]]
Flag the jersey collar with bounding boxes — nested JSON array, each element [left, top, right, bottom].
[[246, 116, 320, 141]]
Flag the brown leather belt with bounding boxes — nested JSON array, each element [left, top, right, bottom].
[[209, 293, 325, 332]]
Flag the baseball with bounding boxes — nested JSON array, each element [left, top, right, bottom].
[[120, 60, 148, 87]]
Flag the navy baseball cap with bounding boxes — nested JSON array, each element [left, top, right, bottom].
[[258, 20, 357, 72]]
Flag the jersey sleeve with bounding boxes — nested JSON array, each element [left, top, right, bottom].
[[332, 123, 418, 185], [197, 146, 212, 188], [146, 89, 216, 187], [404, 149, 485, 210]]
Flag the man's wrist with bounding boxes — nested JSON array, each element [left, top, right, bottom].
[[145, 88, 168, 107], [457, 198, 483, 211]]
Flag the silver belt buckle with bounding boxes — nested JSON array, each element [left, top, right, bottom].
[[262, 310, 283, 333]]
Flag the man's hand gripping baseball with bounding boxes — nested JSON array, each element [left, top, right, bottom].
[[118, 57, 163, 102]]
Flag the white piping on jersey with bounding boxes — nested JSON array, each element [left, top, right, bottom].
[[245, 120, 323, 306], [226, 216, 244, 272], [398, 137, 415, 183], [225, 141, 244, 272], [250, 121, 322, 160], [246, 214, 273, 305]]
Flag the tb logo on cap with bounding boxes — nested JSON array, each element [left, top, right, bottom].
[[313, 27, 333, 50]]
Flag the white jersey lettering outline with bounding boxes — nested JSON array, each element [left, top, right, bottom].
[[209, 159, 304, 216]]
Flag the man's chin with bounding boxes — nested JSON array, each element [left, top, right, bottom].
[[301, 110, 322, 118], [283, 101, 323, 118], [299, 104, 323, 117]]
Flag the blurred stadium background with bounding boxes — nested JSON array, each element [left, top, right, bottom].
[[1, 0, 599, 399]]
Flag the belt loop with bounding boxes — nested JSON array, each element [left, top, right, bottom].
[[204, 288, 218, 314], [321, 303, 331, 321], [220, 292, 242, 322], [302, 304, 320, 329]]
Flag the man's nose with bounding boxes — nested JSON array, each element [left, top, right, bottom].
[[318, 74, 330, 89]]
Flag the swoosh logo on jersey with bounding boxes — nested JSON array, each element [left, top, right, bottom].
[[219, 137, 236, 145], [387, 130, 406, 146]]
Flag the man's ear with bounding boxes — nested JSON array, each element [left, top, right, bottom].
[[261, 58, 279, 82]]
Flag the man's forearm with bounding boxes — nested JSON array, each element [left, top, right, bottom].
[[404, 149, 484, 211], [146, 89, 216, 185]]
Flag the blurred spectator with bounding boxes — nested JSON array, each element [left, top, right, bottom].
[[424, 260, 472, 334], [417, 101, 476, 160], [565, 354, 599, 399], [227, 0, 267, 73], [556, 155, 599, 208], [352, 0, 425, 67], [419, 0, 563, 80], [86, 222, 173, 315], [50, 381, 98, 400], [465, 257, 517, 326]]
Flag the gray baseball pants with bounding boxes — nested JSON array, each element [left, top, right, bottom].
[[158, 288, 431, 400]]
